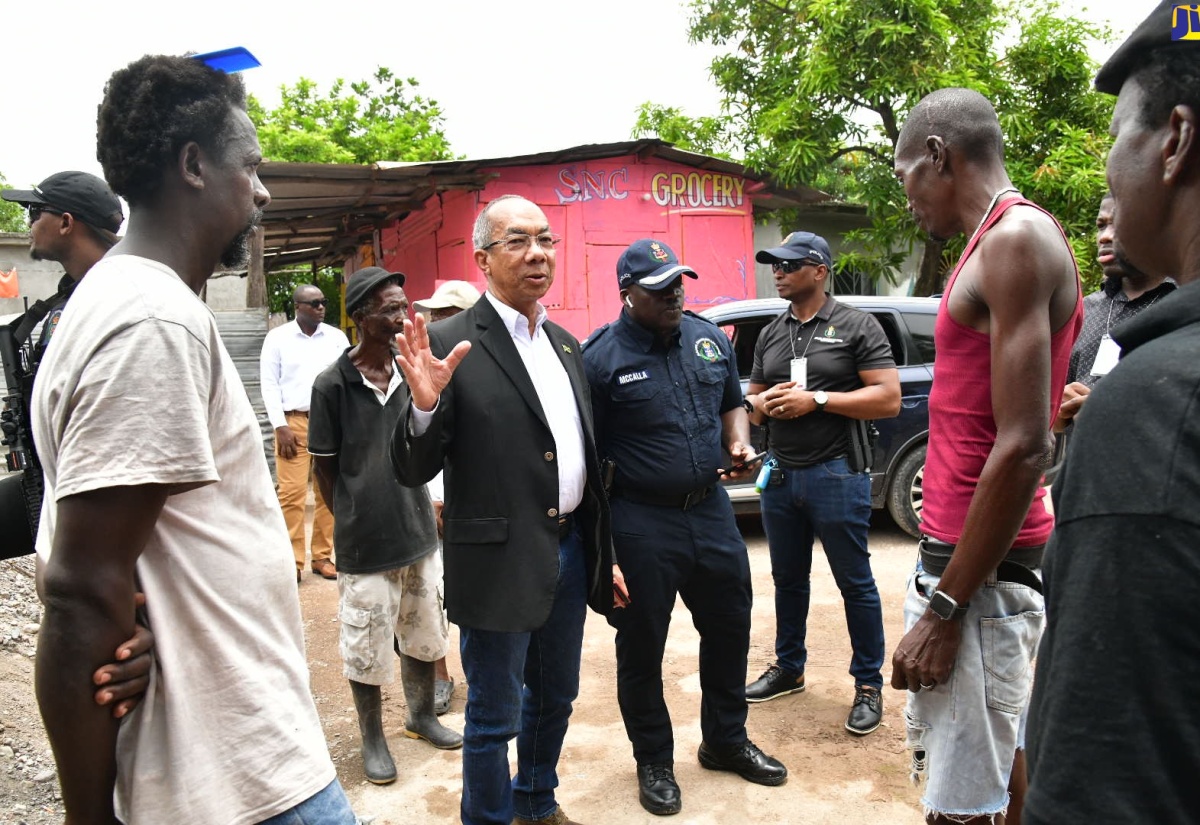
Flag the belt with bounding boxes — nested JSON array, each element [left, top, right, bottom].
[[557, 512, 575, 539], [919, 537, 1044, 594], [612, 484, 715, 511], [284, 409, 309, 417]]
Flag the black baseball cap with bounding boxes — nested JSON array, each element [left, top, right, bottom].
[[1096, 1, 1192, 95], [1, 171, 123, 233], [616, 239, 698, 290], [344, 266, 406, 315], [755, 231, 833, 267]]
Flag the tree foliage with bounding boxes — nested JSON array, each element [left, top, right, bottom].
[[0, 172, 27, 233], [247, 68, 459, 326], [635, 0, 1113, 294], [247, 67, 458, 165]]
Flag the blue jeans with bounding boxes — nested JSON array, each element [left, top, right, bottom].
[[759, 456, 884, 688], [257, 779, 358, 824], [458, 524, 587, 825]]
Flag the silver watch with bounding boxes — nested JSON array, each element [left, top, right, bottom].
[[813, 390, 829, 410], [928, 590, 969, 621]]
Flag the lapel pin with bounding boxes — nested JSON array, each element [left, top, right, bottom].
[[562, 344, 572, 354]]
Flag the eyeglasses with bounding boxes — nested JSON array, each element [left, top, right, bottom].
[[297, 299, 329, 308], [482, 233, 562, 254], [27, 205, 63, 223], [770, 260, 819, 274]]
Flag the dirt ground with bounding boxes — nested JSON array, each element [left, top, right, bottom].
[[0, 511, 927, 824], [310, 512, 927, 825]]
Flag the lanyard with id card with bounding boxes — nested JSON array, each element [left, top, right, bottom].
[[790, 317, 819, 389], [1089, 334, 1121, 377]]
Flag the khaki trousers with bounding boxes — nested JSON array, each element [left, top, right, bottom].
[[276, 411, 334, 570]]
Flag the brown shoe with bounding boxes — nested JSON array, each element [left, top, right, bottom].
[[512, 806, 581, 825], [296, 569, 302, 584], [311, 559, 337, 579]]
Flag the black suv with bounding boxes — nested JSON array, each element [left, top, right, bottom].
[[700, 296, 939, 538]]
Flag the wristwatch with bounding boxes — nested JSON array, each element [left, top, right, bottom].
[[928, 590, 969, 621], [742, 397, 755, 414], [813, 390, 829, 410]]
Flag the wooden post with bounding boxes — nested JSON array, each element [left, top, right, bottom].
[[246, 226, 266, 308]]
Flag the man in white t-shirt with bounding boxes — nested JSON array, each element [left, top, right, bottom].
[[32, 54, 354, 824]]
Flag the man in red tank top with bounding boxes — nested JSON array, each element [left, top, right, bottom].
[[889, 88, 1083, 825]]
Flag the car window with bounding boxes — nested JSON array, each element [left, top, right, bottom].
[[869, 312, 907, 367], [901, 311, 937, 364], [727, 317, 772, 380]]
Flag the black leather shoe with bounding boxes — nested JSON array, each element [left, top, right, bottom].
[[637, 763, 681, 816], [697, 740, 787, 786], [745, 664, 805, 703], [845, 685, 882, 735]]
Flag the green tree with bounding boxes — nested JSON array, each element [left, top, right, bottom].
[[0, 172, 26, 233], [248, 67, 459, 327], [248, 67, 458, 165], [635, 0, 1113, 295]]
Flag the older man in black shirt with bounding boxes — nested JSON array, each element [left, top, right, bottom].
[[309, 266, 462, 785]]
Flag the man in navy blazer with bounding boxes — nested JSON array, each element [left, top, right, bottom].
[[392, 194, 625, 825]]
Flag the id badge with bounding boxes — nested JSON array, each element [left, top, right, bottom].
[[1089, 335, 1121, 377], [790, 357, 808, 389]]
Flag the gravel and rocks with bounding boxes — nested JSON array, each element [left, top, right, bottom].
[[0, 555, 62, 824]]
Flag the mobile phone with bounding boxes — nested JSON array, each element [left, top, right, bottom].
[[717, 451, 766, 476]]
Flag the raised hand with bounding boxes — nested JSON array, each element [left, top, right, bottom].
[[394, 314, 472, 412]]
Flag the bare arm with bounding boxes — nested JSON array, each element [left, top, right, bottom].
[[744, 381, 770, 426], [37, 484, 168, 823], [892, 220, 1066, 692]]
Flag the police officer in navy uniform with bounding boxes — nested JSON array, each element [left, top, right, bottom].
[[583, 239, 787, 817]]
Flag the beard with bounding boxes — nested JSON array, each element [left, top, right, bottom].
[[219, 210, 263, 269]]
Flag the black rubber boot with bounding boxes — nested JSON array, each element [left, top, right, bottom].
[[400, 653, 463, 750], [349, 680, 397, 785]]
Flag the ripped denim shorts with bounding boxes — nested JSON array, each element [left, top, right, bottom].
[[902, 565, 1044, 821]]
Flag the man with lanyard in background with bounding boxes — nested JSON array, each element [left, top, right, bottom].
[[1054, 192, 1174, 433]]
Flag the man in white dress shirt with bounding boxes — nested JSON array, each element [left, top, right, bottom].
[[260, 284, 349, 581]]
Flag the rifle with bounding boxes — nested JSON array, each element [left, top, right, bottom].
[[0, 318, 42, 559]]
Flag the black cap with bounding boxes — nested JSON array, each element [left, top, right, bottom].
[[344, 266, 406, 315], [0, 171, 123, 233], [616, 239, 697, 290], [1095, 1, 1194, 95], [755, 231, 833, 267]]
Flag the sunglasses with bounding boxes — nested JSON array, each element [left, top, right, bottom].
[[770, 260, 819, 274], [27, 205, 64, 223], [297, 299, 329, 308]]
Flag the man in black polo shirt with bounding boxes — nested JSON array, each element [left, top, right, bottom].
[[743, 231, 900, 736], [309, 266, 462, 785], [1053, 192, 1175, 432]]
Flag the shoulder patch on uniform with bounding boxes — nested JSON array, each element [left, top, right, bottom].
[[694, 337, 722, 362], [581, 323, 610, 351]]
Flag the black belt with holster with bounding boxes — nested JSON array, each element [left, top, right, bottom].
[[919, 537, 1044, 594], [612, 484, 715, 511]]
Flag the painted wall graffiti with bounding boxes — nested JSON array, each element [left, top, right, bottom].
[[556, 168, 629, 204], [651, 172, 744, 209]]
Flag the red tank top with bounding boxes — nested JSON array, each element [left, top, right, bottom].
[[920, 197, 1083, 547]]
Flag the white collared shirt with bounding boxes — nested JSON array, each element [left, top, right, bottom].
[[412, 291, 586, 514], [259, 320, 350, 428]]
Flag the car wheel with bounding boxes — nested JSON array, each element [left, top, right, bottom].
[[887, 443, 925, 539]]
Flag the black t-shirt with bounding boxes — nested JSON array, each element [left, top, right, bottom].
[[308, 351, 438, 574], [1025, 280, 1200, 824], [750, 295, 894, 467]]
